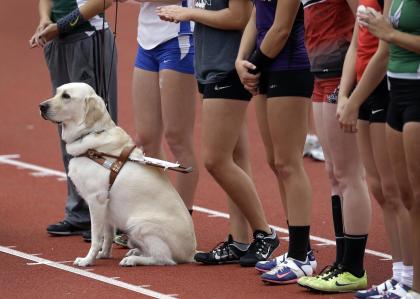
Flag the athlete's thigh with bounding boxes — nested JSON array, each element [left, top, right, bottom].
[[201, 99, 248, 160], [159, 69, 197, 138], [254, 94, 275, 164], [357, 121, 380, 181], [267, 97, 309, 160], [132, 67, 162, 144]]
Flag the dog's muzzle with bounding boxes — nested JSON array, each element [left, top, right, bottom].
[[39, 103, 49, 120]]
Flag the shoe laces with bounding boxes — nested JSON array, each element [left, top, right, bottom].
[[210, 240, 231, 256], [317, 264, 339, 279], [322, 266, 344, 281], [248, 237, 269, 256]]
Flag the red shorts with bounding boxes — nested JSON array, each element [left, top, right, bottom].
[[311, 77, 341, 103]]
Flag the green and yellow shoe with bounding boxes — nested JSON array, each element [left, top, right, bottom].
[[298, 264, 339, 289], [305, 268, 367, 293]]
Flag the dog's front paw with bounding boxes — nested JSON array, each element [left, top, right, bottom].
[[119, 256, 138, 267], [96, 251, 112, 259], [74, 257, 94, 267]]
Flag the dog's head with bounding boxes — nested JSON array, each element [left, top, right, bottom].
[[39, 82, 114, 143]]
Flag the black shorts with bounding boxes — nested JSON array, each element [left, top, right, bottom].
[[197, 70, 252, 101], [358, 78, 390, 123], [259, 69, 314, 99], [387, 77, 420, 132]]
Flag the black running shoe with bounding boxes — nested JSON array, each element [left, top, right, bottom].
[[194, 235, 249, 264], [46, 221, 89, 236], [239, 229, 280, 267]]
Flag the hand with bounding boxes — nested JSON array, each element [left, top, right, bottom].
[[37, 23, 59, 47], [29, 19, 52, 48], [338, 98, 359, 133], [357, 7, 395, 42], [235, 59, 260, 96], [156, 5, 191, 23]]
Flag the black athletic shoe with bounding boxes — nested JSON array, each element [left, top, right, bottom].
[[82, 230, 91, 242], [46, 221, 89, 236], [194, 235, 249, 264], [239, 229, 280, 267]]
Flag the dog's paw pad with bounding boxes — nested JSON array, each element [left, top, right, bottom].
[[119, 256, 137, 267], [96, 251, 112, 259], [74, 257, 93, 267]]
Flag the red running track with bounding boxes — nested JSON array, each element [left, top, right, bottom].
[[0, 1, 391, 298]]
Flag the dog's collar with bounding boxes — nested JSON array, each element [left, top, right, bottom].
[[73, 129, 106, 143]]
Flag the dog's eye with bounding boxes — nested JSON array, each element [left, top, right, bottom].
[[62, 92, 71, 99]]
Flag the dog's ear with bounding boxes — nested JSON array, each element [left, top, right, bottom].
[[84, 95, 103, 128]]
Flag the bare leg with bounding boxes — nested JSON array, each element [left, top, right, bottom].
[[402, 122, 420, 291], [201, 98, 270, 233], [159, 69, 199, 210]]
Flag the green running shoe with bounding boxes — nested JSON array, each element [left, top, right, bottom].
[[305, 268, 367, 293], [298, 264, 339, 289]]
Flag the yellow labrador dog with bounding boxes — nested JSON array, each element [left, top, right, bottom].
[[39, 82, 196, 267]]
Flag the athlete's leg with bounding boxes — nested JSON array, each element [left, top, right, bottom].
[[229, 121, 252, 243], [402, 122, 420, 292], [132, 68, 164, 156], [254, 95, 288, 218], [159, 69, 199, 210], [201, 98, 270, 233]]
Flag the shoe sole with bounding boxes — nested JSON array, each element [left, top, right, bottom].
[[262, 277, 299, 285], [305, 285, 365, 293], [47, 230, 86, 236], [194, 258, 240, 265]]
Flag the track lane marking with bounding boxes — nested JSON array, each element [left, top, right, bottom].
[[0, 154, 393, 261], [0, 246, 175, 299]]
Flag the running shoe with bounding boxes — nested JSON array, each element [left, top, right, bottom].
[[402, 290, 420, 299], [256, 250, 317, 273], [354, 279, 398, 298], [261, 257, 314, 284], [46, 220, 89, 235], [310, 143, 325, 162], [114, 233, 129, 248], [194, 234, 248, 264], [239, 229, 280, 267], [298, 263, 339, 289], [304, 267, 367, 293], [369, 283, 412, 299]]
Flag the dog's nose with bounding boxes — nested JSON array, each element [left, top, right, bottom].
[[39, 102, 49, 114], [39, 102, 50, 120]]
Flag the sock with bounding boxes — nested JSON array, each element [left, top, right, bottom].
[[392, 261, 404, 283], [288, 225, 310, 261], [332, 195, 345, 265], [188, 209, 193, 215], [401, 264, 413, 288], [232, 240, 250, 251], [342, 233, 368, 278]]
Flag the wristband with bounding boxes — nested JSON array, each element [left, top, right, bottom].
[[248, 47, 274, 74], [57, 8, 86, 34]]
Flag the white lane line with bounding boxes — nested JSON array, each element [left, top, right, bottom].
[[0, 154, 393, 260], [27, 260, 73, 265], [0, 246, 175, 299]]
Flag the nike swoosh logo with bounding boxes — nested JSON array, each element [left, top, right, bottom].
[[372, 109, 384, 114], [260, 245, 271, 259], [277, 270, 293, 279], [70, 16, 79, 27], [214, 85, 231, 91]]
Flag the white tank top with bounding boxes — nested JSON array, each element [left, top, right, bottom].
[[137, 0, 194, 50]]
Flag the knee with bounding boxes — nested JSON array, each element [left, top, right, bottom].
[[367, 177, 385, 206], [165, 130, 192, 158], [273, 158, 297, 180], [399, 187, 414, 211]]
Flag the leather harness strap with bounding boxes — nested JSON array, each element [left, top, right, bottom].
[[83, 145, 137, 190]]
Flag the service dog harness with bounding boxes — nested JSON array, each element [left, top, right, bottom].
[[81, 145, 192, 190]]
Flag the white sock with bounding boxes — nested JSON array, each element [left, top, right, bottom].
[[392, 261, 404, 283], [306, 134, 318, 144], [401, 264, 413, 288]]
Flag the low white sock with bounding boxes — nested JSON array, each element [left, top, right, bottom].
[[392, 261, 404, 282], [401, 264, 413, 288]]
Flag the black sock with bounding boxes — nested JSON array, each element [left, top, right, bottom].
[[342, 233, 368, 278], [188, 209, 193, 215], [332, 195, 345, 265], [288, 225, 310, 261]]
